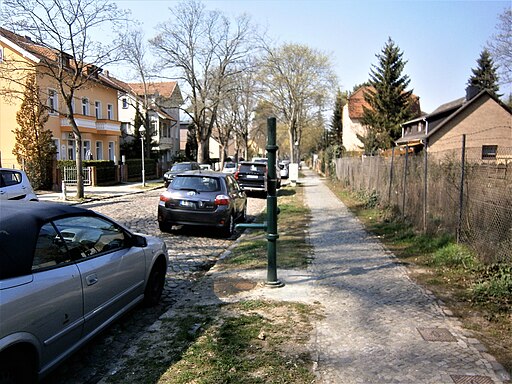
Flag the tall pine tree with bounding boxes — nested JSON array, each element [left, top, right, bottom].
[[330, 89, 346, 146], [468, 49, 500, 97], [360, 38, 416, 153], [12, 74, 55, 189]]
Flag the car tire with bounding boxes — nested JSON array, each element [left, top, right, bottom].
[[159, 221, 172, 232], [143, 260, 166, 307], [240, 203, 247, 222], [0, 350, 37, 384], [222, 213, 235, 238]]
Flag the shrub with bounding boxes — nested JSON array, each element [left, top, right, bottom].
[[432, 243, 475, 268]]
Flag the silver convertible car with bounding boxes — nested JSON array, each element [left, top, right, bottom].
[[0, 201, 168, 383]]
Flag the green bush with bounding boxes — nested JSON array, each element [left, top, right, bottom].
[[472, 263, 512, 307], [432, 243, 475, 268]]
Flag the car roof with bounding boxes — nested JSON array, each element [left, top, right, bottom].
[[0, 201, 96, 279], [240, 161, 267, 166], [175, 170, 229, 178]]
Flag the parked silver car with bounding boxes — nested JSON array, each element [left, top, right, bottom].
[[0, 168, 38, 201], [0, 201, 168, 383]]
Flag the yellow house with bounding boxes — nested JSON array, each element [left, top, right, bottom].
[[0, 27, 122, 169]]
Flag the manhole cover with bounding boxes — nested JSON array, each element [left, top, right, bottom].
[[417, 327, 457, 342], [450, 375, 495, 384], [214, 277, 257, 296]]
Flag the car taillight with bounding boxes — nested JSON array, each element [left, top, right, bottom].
[[234, 171, 239, 180], [160, 191, 172, 202], [214, 194, 230, 206]]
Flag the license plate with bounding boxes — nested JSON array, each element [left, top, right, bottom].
[[247, 175, 258, 179], [180, 200, 195, 207]]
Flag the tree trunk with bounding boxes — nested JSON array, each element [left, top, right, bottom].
[[73, 130, 84, 198], [197, 139, 209, 164]]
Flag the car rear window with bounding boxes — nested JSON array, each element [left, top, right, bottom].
[[239, 164, 266, 174], [171, 163, 194, 172], [172, 176, 220, 192]]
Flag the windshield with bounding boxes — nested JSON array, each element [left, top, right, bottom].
[[172, 176, 220, 192], [171, 163, 192, 171]]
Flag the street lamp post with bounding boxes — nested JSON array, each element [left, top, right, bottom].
[[139, 125, 146, 187]]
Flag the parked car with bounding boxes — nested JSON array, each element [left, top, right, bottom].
[[158, 170, 247, 237], [0, 201, 168, 383], [163, 162, 201, 187], [235, 161, 282, 193], [0, 168, 39, 201], [222, 162, 237, 174], [234, 161, 267, 194], [279, 160, 290, 179]]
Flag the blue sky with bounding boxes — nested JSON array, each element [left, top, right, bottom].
[[113, 0, 510, 113]]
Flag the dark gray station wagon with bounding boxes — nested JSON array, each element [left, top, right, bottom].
[[158, 170, 247, 237]]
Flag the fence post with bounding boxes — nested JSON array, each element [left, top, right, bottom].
[[457, 134, 466, 243], [402, 145, 409, 219], [388, 146, 395, 204], [61, 180, 67, 200]]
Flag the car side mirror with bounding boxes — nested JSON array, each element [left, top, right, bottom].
[[133, 234, 147, 248]]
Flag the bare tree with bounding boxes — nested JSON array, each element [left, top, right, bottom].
[[150, 0, 257, 163], [232, 64, 260, 161], [1, 0, 128, 198], [213, 96, 237, 167], [119, 28, 154, 158], [487, 7, 512, 87], [259, 43, 338, 163]]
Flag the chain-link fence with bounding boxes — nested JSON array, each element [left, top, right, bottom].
[[335, 137, 512, 264]]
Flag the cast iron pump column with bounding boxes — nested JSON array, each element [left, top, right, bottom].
[[237, 117, 283, 287]]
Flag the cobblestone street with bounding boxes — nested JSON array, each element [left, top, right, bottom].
[[40, 188, 266, 384]]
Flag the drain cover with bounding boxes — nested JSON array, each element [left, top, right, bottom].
[[450, 375, 494, 384], [214, 277, 257, 296], [417, 327, 457, 342]]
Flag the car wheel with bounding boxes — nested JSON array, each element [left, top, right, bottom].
[[0, 351, 37, 384], [240, 203, 247, 222], [143, 260, 166, 307], [159, 221, 172, 232], [222, 213, 235, 238]]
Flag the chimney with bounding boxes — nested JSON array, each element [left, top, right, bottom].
[[465, 85, 480, 101]]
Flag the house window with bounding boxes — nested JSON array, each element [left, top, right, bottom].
[[48, 89, 58, 114], [68, 140, 76, 160], [82, 98, 89, 115], [120, 122, 131, 135], [96, 141, 103, 160], [0, 47, 3, 63], [83, 140, 92, 160], [108, 141, 115, 161], [122, 98, 128, 109], [70, 98, 75, 113], [482, 145, 498, 160], [107, 104, 113, 120], [95, 101, 102, 119]]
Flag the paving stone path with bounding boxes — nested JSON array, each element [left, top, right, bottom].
[[302, 169, 509, 383]]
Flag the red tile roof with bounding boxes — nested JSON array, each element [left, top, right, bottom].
[[347, 86, 421, 120], [128, 82, 178, 97]]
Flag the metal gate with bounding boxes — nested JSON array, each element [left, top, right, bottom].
[[63, 166, 92, 185]]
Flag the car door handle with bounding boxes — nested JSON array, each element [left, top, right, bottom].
[[86, 274, 98, 286]]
